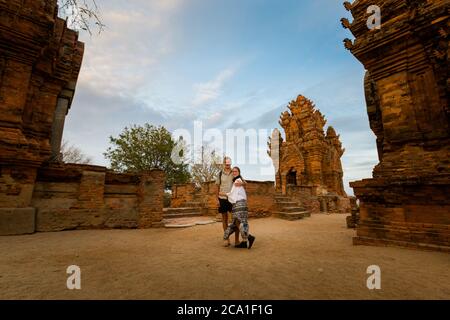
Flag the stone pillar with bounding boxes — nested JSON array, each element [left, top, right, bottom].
[[275, 172, 282, 192], [281, 173, 287, 195], [50, 82, 77, 161], [50, 98, 69, 161], [137, 170, 165, 228]]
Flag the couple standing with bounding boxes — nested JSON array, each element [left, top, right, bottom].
[[215, 157, 255, 249]]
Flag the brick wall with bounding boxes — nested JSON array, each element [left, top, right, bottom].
[[286, 185, 320, 213], [244, 181, 277, 217], [171, 183, 197, 207], [30, 164, 165, 232], [173, 180, 276, 218]]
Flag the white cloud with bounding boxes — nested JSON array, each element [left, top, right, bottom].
[[192, 67, 236, 107], [77, 1, 184, 98], [153, 0, 184, 11]]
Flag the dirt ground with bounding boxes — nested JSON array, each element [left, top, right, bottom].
[[0, 214, 449, 300]]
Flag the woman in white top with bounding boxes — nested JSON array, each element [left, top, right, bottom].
[[223, 167, 255, 249]]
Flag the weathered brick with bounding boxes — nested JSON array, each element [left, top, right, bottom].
[[0, 2, 167, 234], [344, 0, 450, 251]]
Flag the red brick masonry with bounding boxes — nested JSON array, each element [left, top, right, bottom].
[[344, 0, 450, 251]]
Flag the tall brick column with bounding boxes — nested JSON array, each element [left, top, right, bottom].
[[342, 0, 450, 251], [0, 1, 84, 235]]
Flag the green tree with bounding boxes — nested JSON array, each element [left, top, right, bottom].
[[104, 124, 191, 188]]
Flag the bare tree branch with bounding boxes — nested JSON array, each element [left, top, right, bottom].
[[61, 140, 93, 164], [190, 145, 222, 187], [57, 0, 105, 35]]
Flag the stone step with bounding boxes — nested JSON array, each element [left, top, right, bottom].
[[164, 217, 216, 228], [274, 196, 291, 201], [163, 207, 198, 213], [165, 221, 196, 228], [275, 211, 307, 221], [275, 199, 292, 203], [163, 211, 203, 219], [184, 201, 202, 208], [163, 207, 203, 218], [275, 201, 298, 207], [279, 206, 306, 213]]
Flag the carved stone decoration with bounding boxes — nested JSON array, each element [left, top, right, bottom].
[[269, 95, 347, 198]]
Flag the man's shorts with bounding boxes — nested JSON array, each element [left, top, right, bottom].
[[218, 198, 233, 214]]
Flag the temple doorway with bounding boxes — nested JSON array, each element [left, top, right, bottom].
[[286, 169, 297, 186]]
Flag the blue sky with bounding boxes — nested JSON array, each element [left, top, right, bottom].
[[63, 0, 378, 195]]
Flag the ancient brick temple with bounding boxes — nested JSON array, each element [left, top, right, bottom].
[[0, 1, 165, 235], [342, 1, 449, 251], [268, 95, 349, 212]]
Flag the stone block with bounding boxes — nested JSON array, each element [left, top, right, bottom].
[[0, 208, 36, 235]]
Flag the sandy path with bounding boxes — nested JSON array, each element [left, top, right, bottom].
[[0, 214, 449, 300]]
